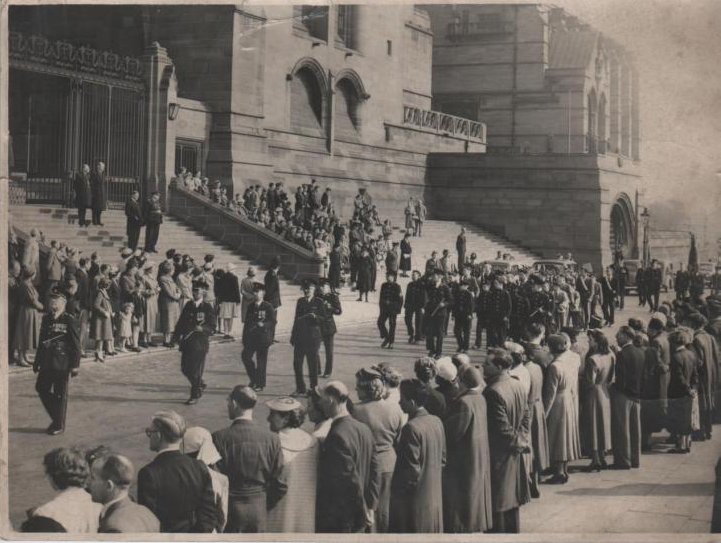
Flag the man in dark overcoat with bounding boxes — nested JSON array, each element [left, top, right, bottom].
[[378, 271, 403, 349], [125, 190, 143, 251], [173, 280, 216, 405], [73, 163, 92, 227], [143, 191, 163, 253], [389, 379, 446, 533], [487, 275, 512, 348], [404, 270, 426, 344], [241, 282, 276, 392], [316, 381, 379, 533], [689, 312, 719, 440], [90, 161, 107, 226], [318, 280, 342, 377], [264, 257, 282, 309], [424, 270, 450, 358], [641, 316, 670, 450], [452, 279, 474, 353], [484, 351, 532, 533], [33, 288, 81, 435], [290, 280, 324, 394], [455, 227, 466, 272], [442, 365, 493, 533]]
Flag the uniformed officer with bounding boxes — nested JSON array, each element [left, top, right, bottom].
[[474, 281, 492, 349], [424, 269, 451, 358], [290, 280, 325, 395], [452, 279, 474, 353], [377, 271, 404, 349], [318, 279, 342, 377], [173, 280, 216, 405], [404, 270, 427, 344], [241, 282, 277, 392], [487, 274, 512, 347], [34, 288, 81, 435]]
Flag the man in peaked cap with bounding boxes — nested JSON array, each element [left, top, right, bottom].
[[173, 280, 216, 404], [34, 287, 81, 435], [290, 279, 325, 395], [318, 278, 342, 378], [241, 282, 277, 392]]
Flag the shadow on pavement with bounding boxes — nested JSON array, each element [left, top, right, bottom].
[[559, 482, 713, 497]]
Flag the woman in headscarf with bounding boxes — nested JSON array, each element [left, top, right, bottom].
[[542, 334, 581, 484], [265, 397, 319, 533], [667, 327, 699, 454], [352, 367, 404, 533], [581, 329, 615, 471], [21, 447, 101, 533], [14, 266, 44, 366], [182, 426, 229, 533]]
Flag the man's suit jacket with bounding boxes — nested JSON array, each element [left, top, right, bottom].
[[125, 198, 143, 226], [614, 343, 646, 400], [137, 450, 218, 533], [316, 415, 378, 533], [99, 497, 160, 533]]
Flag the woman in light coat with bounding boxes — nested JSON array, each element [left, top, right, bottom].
[[14, 267, 44, 366], [266, 397, 319, 533], [158, 261, 181, 347], [21, 228, 41, 286], [91, 278, 115, 362], [542, 334, 582, 484], [581, 329, 615, 470], [140, 263, 160, 347]]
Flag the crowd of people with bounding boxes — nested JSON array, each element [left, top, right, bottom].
[[21, 277, 721, 533]]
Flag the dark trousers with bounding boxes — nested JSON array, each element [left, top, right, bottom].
[[454, 317, 471, 351], [242, 344, 269, 387], [487, 319, 508, 348], [377, 310, 398, 343], [145, 222, 160, 252], [77, 206, 87, 225], [611, 389, 641, 468], [581, 299, 590, 328], [475, 317, 486, 347], [181, 351, 207, 399], [404, 308, 423, 341], [617, 286, 625, 309], [127, 222, 141, 251], [425, 315, 445, 356], [226, 493, 266, 533], [374, 471, 393, 533], [293, 344, 320, 392], [36, 370, 69, 429], [649, 290, 660, 311], [91, 208, 102, 225], [638, 288, 646, 305], [321, 333, 334, 375], [602, 300, 615, 324], [490, 508, 520, 534]]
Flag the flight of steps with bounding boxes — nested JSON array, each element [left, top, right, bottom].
[[406, 219, 539, 270], [7, 205, 316, 334]]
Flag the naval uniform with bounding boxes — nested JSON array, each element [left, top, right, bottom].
[[452, 288, 475, 352], [173, 299, 216, 401], [34, 311, 81, 431], [404, 279, 427, 343], [487, 287, 512, 348], [378, 281, 403, 346], [241, 301, 277, 389], [424, 283, 451, 357], [290, 296, 325, 392], [318, 292, 342, 376]]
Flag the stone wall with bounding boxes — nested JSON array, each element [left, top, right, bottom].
[[167, 183, 325, 281], [426, 152, 642, 272]]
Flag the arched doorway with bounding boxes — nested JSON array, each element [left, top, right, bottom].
[[610, 194, 635, 259]]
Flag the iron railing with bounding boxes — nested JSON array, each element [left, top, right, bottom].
[[402, 105, 487, 143], [9, 175, 140, 209]]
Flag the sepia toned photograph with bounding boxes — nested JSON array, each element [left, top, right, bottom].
[[2, 0, 721, 538]]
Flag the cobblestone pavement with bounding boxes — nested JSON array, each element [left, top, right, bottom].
[[7, 293, 721, 534]]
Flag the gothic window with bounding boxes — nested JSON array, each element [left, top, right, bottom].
[[290, 66, 324, 134], [334, 78, 361, 139], [337, 5, 358, 50], [294, 5, 329, 41]]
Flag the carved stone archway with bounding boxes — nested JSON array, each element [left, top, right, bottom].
[[610, 192, 635, 259]]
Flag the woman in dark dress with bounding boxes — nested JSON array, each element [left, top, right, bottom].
[[328, 244, 342, 292], [400, 233, 412, 278], [667, 327, 699, 454], [356, 248, 374, 302]]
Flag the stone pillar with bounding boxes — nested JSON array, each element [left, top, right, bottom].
[[609, 57, 621, 153], [620, 63, 631, 157], [631, 67, 640, 161], [142, 42, 177, 209], [327, 70, 336, 155]]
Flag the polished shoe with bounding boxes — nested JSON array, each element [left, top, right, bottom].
[[254, 386, 264, 392], [98, 223, 104, 227], [667, 448, 686, 454], [106, 351, 118, 356], [381, 339, 389, 348], [16, 359, 32, 368], [291, 389, 306, 397], [322, 373, 332, 378], [200, 381, 207, 390], [95, 354, 105, 363], [609, 463, 631, 469], [585, 462, 602, 473], [185, 397, 199, 405], [131, 347, 142, 353], [408, 336, 414, 344], [530, 485, 540, 499], [46, 424, 64, 436], [162, 342, 174, 348], [387, 343, 394, 349], [545, 474, 567, 485]]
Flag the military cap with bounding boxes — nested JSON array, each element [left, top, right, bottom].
[[265, 396, 303, 412]]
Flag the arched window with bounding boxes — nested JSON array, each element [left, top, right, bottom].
[[334, 78, 361, 139], [598, 93, 607, 151], [290, 66, 325, 134]]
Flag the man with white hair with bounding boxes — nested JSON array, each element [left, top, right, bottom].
[[138, 410, 218, 533], [88, 453, 160, 532]]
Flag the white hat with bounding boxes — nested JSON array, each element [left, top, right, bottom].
[[436, 356, 457, 382], [182, 426, 221, 466]]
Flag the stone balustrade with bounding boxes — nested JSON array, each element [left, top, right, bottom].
[[402, 105, 487, 144]]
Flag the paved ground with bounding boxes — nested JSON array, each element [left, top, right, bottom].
[[7, 293, 721, 534]]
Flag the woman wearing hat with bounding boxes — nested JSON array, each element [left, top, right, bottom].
[[667, 327, 700, 453], [158, 261, 181, 347], [581, 329, 614, 471], [140, 262, 160, 347], [352, 367, 404, 532], [14, 267, 44, 366], [265, 397, 319, 533], [91, 277, 116, 362], [542, 334, 581, 484], [356, 247, 374, 302]]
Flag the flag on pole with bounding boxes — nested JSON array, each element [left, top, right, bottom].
[[688, 233, 698, 272]]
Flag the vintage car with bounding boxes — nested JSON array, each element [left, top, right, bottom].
[[532, 259, 579, 276]]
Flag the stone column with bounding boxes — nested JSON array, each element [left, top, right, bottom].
[[631, 67, 640, 161], [620, 63, 631, 157], [142, 42, 177, 209], [609, 57, 622, 153]]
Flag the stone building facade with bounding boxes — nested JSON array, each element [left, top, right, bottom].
[[424, 4, 643, 271]]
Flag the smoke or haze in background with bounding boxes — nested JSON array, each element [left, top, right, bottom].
[[553, 0, 721, 248]]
